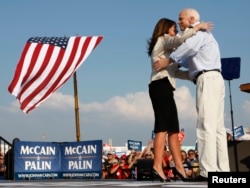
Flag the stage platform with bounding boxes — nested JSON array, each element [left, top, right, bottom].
[[0, 180, 207, 188]]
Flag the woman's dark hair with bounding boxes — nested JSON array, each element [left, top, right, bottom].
[[147, 18, 177, 56]]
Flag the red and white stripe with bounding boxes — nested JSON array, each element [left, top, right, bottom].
[[8, 36, 103, 113]]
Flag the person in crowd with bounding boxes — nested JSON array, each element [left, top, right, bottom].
[[111, 154, 131, 179], [144, 152, 154, 159], [187, 149, 198, 165], [162, 149, 174, 180], [102, 151, 119, 179], [226, 131, 233, 141], [154, 8, 230, 181], [179, 150, 192, 178], [102, 150, 108, 164], [4, 138, 20, 180], [0, 153, 5, 178], [127, 149, 143, 179], [188, 149, 200, 179], [147, 17, 212, 182], [142, 139, 154, 159]]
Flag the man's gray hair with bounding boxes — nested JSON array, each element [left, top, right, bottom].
[[184, 8, 200, 21]]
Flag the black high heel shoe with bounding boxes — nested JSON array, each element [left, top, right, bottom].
[[151, 169, 170, 182], [172, 168, 189, 182]]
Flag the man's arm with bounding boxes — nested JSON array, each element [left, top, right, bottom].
[[153, 56, 174, 71]]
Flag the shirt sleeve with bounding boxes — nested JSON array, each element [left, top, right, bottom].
[[151, 29, 196, 63], [170, 31, 207, 65], [162, 28, 196, 50]]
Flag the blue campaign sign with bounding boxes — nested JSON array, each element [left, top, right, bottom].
[[234, 125, 245, 138], [60, 140, 102, 179], [127, 140, 142, 151], [14, 141, 61, 180]]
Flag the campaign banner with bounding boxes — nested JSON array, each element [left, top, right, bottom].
[[151, 130, 155, 139], [127, 140, 142, 151], [234, 125, 245, 139], [14, 141, 61, 180], [60, 140, 102, 179]]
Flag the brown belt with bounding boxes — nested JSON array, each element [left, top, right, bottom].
[[193, 69, 220, 84]]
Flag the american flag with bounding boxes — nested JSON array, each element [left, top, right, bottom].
[[8, 36, 103, 113]]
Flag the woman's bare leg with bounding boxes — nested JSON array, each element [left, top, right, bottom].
[[168, 132, 187, 178], [152, 131, 167, 179]]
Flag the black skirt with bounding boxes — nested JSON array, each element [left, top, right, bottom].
[[149, 77, 179, 133]]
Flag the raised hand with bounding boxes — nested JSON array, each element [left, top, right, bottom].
[[195, 22, 214, 31]]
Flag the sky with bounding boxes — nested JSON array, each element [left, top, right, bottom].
[[1, 0, 250, 147]]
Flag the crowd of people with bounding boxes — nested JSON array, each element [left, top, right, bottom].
[[102, 140, 200, 181]]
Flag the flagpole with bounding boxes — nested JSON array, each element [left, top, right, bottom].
[[73, 72, 81, 142]]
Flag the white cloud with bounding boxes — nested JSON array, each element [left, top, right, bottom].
[[0, 86, 205, 146], [175, 86, 196, 120], [42, 92, 75, 110], [83, 92, 153, 122]]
